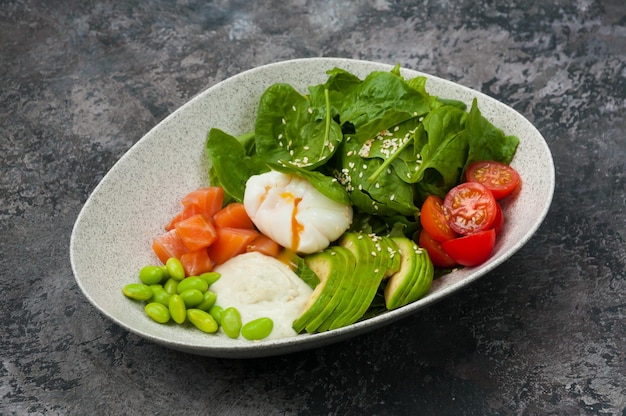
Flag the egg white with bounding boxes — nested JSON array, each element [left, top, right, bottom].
[[243, 171, 353, 254]]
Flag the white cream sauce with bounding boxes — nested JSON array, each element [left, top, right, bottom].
[[211, 251, 313, 340]]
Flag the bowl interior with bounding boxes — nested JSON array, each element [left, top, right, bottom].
[[70, 58, 554, 358]]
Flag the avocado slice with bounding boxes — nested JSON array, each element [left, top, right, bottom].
[[397, 245, 433, 307], [304, 246, 356, 333], [328, 233, 397, 330], [384, 237, 433, 310], [379, 236, 401, 278], [292, 246, 348, 333], [320, 233, 380, 331]]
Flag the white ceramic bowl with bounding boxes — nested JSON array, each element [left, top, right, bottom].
[[70, 58, 555, 358]]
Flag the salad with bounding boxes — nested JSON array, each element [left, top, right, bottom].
[[122, 65, 521, 340]]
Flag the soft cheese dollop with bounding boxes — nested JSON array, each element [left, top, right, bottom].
[[243, 170, 353, 254], [211, 251, 314, 340]]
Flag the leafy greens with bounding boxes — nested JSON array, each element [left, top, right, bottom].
[[206, 64, 519, 236]]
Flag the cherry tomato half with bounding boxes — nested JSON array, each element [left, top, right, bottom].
[[493, 202, 504, 235], [418, 229, 458, 268], [420, 195, 458, 242], [465, 160, 521, 200], [441, 229, 496, 267], [443, 182, 497, 235]]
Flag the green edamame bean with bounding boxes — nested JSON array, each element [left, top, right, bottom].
[[139, 265, 165, 285], [180, 289, 204, 307], [122, 283, 153, 301], [187, 309, 218, 333], [177, 277, 208, 294], [241, 317, 274, 340], [221, 307, 242, 339], [196, 291, 217, 312], [208, 305, 223, 325], [145, 302, 170, 324], [168, 294, 187, 324], [149, 285, 172, 306], [166, 257, 185, 281], [198, 272, 221, 286], [163, 278, 179, 295]]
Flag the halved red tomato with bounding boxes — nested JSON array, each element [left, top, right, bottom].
[[441, 229, 496, 267], [465, 160, 521, 200], [443, 182, 497, 235], [420, 195, 457, 242], [493, 202, 504, 235], [418, 229, 458, 268]]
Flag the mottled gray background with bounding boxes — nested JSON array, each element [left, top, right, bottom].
[[1, 0, 625, 415]]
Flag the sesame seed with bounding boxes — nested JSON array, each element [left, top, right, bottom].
[[292, 106, 297, 111]]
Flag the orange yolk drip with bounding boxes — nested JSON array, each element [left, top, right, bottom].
[[280, 192, 303, 250]]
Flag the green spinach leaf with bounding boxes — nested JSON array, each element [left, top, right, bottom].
[[254, 83, 343, 169], [336, 70, 437, 143], [267, 161, 351, 206], [462, 98, 520, 171], [206, 128, 268, 202]]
